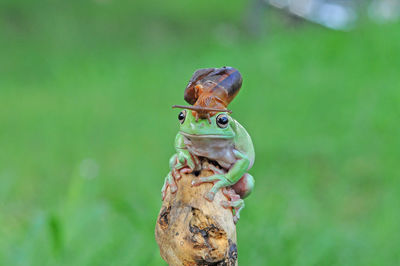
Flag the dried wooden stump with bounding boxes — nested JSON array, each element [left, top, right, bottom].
[[155, 162, 238, 266]]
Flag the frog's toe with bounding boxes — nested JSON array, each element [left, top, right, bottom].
[[161, 179, 168, 200], [191, 178, 205, 186], [205, 191, 216, 202], [192, 178, 210, 186], [161, 182, 172, 201], [191, 174, 224, 186], [172, 168, 181, 180], [204, 164, 225, 175], [162, 172, 178, 199], [191, 179, 200, 186], [180, 167, 193, 174], [170, 184, 177, 193], [220, 200, 231, 208], [161, 189, 166, 201], [233, 215, 239, 224]]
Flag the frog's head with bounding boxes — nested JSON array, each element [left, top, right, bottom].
[[177, 110, 235, 139]]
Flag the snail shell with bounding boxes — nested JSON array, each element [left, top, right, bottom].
[[184, 67, 243, 117]]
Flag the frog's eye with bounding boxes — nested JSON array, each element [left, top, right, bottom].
[[178, 110, 186, 124], [216, 114, 229, 128]]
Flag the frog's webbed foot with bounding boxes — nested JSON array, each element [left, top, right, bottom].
[[175, 152, 200, 174], [197, 163, 227, 201], [171, 167, 183, 180], [221, 199, 244, 224], [192, 174, 232, 202], [161, 168, 189, 200], [179, 167, 192, 175], [221, 188, 244, 224], [161, 171, 177, 200], [162, 153, 201, 200]]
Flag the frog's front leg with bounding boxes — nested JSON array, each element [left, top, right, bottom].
[[174, 149, 200, 177], [161, 151, 201, 200], [192, 150, 250, 201], [173, 133, 201, 175], [161, 133, 201, 200]]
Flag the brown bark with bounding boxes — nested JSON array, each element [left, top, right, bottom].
[[155, 161, 238, 266]]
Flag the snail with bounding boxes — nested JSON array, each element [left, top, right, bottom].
[[173, 66, 243, 122]]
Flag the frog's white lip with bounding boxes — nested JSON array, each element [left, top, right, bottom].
[[180, 131, 233, 139]]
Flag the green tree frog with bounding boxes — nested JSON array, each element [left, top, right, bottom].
[[162, 109, 255, 223]]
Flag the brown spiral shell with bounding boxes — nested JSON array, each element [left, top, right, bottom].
[[183, 67, 242, 118]]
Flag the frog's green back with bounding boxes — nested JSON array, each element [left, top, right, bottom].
[[231, 118, 255, 169]]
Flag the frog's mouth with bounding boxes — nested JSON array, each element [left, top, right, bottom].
[[173, 105, 232, 113], [180, 131, 233, 140]]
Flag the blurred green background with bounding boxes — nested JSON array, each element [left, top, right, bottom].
[[1, 0, 400, 265]]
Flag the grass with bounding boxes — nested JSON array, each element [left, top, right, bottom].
[[1, 1, 400, 265]]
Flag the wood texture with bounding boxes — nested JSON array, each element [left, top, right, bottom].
[[155, 161, 238, 266]]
